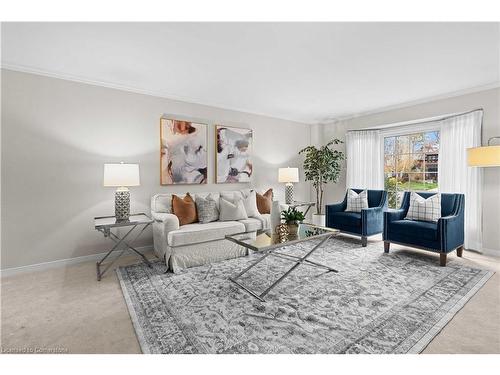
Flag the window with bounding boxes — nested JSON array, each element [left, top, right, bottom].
[[384, 131, 440, 208]]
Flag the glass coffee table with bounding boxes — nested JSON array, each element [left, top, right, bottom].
[[225, 223, 340, 301]]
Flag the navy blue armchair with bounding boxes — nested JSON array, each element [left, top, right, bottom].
[[326, 189, 388, 247], [383, 192, 465, 266]]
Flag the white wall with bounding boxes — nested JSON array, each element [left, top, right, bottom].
[[1, 69, 312, 269], [316, 88, 500, 254]]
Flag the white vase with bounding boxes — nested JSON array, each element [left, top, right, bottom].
[[270, 200, 282, 233], [312, 214, 326, 227]]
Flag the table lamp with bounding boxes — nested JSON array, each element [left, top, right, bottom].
[[278, 167, 299, 204], [103, 163, 140, 221], [467, 136, 500, 167]]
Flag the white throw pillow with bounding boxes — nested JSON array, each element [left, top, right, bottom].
[[242, 190, 259, 217], [405, 192, 441, 222], [219, 197, 248, 221], [346, 189, 369, 212]]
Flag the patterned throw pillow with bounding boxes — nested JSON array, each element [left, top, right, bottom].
[[405, 192, 441, 222], [219, 197, 248, 221], [345, 189, 369, 212], [195, 194, 219, 224]]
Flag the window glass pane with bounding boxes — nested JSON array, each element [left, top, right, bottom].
[[410, 153, 424, 172], [384, 137, 395, 154], [424, 131, 439, 152], [409, 173, 425, 191], [384, 173, 397, 190], [396, 135, 410, 154], [409, 133, 424, 153], [425, 173, 438, 191], [395, 154, 411, 173], [384, 155, 395, 173], [387, 191, 398, 209], [425, 153, 439, 173], [395, 173, 409, 191]]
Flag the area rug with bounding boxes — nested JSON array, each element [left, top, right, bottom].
[[117, 237, 493, 354]]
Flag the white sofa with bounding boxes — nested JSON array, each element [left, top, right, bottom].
[[151, 189, 278, 273]]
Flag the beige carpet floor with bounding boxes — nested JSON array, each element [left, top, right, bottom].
[[1, 241, 499, 354]]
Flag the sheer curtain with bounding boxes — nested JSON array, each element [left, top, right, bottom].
[[439, 110, 483, 251], [346, 130, 383, 189]]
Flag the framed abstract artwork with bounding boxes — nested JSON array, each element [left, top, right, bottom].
[[160, 118, 208, 185], [216, 125, 253, 183]]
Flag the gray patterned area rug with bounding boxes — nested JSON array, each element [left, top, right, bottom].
[[117, 237, 493, 354]]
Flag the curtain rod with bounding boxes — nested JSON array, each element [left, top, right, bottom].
[[346, 108, 484, 133]]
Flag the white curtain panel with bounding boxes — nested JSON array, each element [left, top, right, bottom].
[[346, 130, 383, 190], [439, 110, 483, 251]]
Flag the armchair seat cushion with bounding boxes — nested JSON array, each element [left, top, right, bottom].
[[330, 211, 361, 227], [389, 219, 438, 241]]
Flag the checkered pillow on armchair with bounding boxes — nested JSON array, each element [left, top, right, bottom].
[[405, 192, 441, 222], [346, 189, 369, 212]]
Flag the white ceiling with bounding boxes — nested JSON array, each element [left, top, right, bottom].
[[2, 22, 499, 123]]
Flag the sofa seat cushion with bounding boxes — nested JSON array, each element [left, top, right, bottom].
[[254, 214, 271, 230], [238, 217, 263, 232], [168, 221, 245, 247], [390, 219, 438, 241], [331, 211, 361, 227]]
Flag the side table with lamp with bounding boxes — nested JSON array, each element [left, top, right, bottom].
[[94, 162, 152, 281]]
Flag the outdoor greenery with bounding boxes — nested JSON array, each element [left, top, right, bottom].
[[299, 139, 345, 215], [384, 130, 440, 208], [280, 207, 306, 224]]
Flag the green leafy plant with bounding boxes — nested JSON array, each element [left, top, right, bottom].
[[280, 207, 305, 224], [299, 139, 345, 215]]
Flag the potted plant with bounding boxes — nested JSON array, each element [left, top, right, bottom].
[[280, 207, 305, 235], [299, 139, 345, 226]]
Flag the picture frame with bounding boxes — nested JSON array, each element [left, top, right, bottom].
[[215, 125, 253, 183], [160, 117, 208, 185]]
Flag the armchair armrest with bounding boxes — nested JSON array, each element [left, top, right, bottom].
[[384, 209, 406, 223], [438, 214, 464, 251], [326, 201, 346, 213], [383, 209, 406, 240], [361, 206, 385, 236]]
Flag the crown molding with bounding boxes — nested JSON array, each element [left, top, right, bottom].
[[1, 63, 310, 125], [317, 81, 500, 125], [3, 63, 498, 127]]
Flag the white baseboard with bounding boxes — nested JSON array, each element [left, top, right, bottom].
[[0, 245, 154, 278]]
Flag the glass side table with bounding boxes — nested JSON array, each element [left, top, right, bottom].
[[288, 201, 316, 216], [94, 213, 153, 281]]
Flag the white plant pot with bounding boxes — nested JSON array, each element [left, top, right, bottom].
[[312, 214, 326, 227]]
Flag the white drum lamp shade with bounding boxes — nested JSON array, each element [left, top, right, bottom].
[[278, 167, 299, 204], [278, 167, 299, 183], [103, 163, 140, 221], [467, 145, 500, 167], [103, 163, 140, 187]]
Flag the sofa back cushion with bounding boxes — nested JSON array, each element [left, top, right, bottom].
[[405, 192, 441, 222], [256, 188, 273, 214], [172, 193, 198, 225], [195, 193, 219, 224], [219, 197, 248, 221]]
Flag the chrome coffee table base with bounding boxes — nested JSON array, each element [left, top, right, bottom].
[[229, 235, 337, 302]]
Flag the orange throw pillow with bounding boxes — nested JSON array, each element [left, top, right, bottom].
[[256, 189, 273, 214], [172, 193, 198, 226]]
